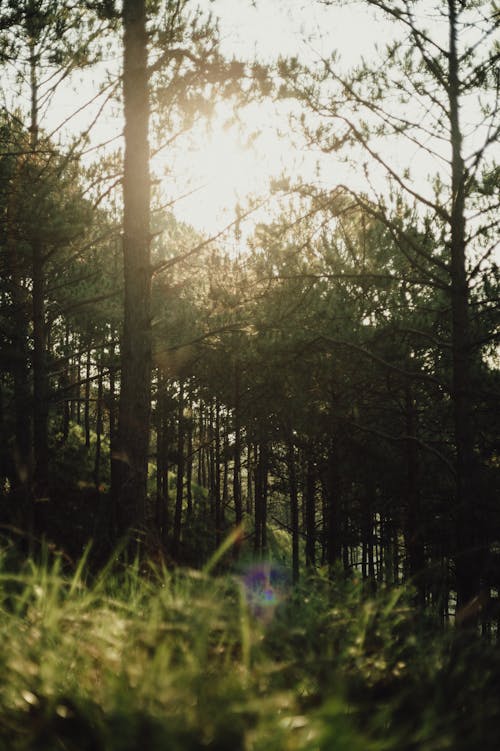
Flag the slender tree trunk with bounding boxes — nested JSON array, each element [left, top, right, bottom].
[[197, 405, 204, 487], [113, 0, 152, 536], [208, 402, 216, 520], [367, 491, 376, 586], [404, 385, 425, 604], [287, 439, 300, 583], [203, 407, 208, 492], [214, 399, 222, 546], [84, 349, 91, 448], [254, 443, 262, 555], [5, 165, 32, 526], [109, 345, 117, 450], [376, 512, 384, 584], [342, 517, 349, 573], [246, 441, 253, 514], [94, 363, 103, 490], [108, 356, 118, 538], [447, 0, 481, 612], [305, 455, 316, 570], [172, 380, 185, 557], [155, 375, 163, 529], [186, 395, 193, 515], [28, 37, 49, 502], [76, 353, 82, 425], [62, 324, 70, 442], [382, 514, 394, 584], [233, 365, 242, 524], [362, 537, 368, 580], [155, 372, 170, 546], [260, 441, 269, 553], [32, 239, 49, 499], [325, 439, 341, 570], [222, 415, 229, 523]]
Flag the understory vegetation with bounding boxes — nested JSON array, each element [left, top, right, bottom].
[[0, 539, 499, 751]]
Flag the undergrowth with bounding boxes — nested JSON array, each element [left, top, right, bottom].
[[0, 541, 499, 751]]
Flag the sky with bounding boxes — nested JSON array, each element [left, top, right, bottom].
[[158, 0, 388, 233], [5, 0, 391, 235], [9, 0, 496, 242]]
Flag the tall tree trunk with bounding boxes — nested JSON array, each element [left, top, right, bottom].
[[155, 371, 169, 546], [246, 441, 253, 515], [84, 348, 91, 448], [208, 402, 216, 520], [287, 438, 300, 583], [197, 405, 204, 487], [404, 385, 425, 604], [113, 0, 152, 536], [222, 414, 229, 524], [94, 362, 103, 490], [447, 0, 481, 612], [76, 351, 82, 425], [305, 455, 316, 570], [214, 399, 222, 546], [108, 342, 117, 450], [254, 443, 262, 555], [255, 441, 269, 555], [5, 163, 32, 526], [32, 237, 49, 500], [325, 439, 341, 570], [172, 380, 185, 557], [186, 398, 193, 515], [201, 405, 209, 490], [233, 365, 242, 524], [62, 323, 70, 442], [29, 38, 49, 501]]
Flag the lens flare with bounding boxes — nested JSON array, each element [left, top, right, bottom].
[[241, 561, 289, 624]]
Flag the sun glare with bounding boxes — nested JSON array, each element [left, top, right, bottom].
[[157, 103, 290, 235]]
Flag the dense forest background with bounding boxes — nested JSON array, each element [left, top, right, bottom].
[[0, 0, 499, 629]]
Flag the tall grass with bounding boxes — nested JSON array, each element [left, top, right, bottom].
[[0, 541, 498, 750]]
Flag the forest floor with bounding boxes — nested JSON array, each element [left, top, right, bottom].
[[0, 540, 499, 751]]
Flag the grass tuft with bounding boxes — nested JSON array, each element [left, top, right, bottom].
[[0, 547, 499, 750]]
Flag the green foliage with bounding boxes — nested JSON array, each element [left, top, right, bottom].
[[50, 423, 110, 493], [0, 550, 499, 750]]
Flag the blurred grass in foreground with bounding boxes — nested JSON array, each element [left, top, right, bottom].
[[0, 540, 499, 750]]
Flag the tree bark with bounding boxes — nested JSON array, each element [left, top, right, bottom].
[[5, 161, 32, 524], [325, 439, 341, 570], [447, 0, 481, 612], [94, 362, 103, 490], [214, 399, 222, 546], [404, 385, 425, 604], [31, 236, 49, 499], [113, 0, 152, 536], [155, 371, 169, 545], [84, 348, 91, 448], [287, 438, 300, 583], [305, 455, 316, 570], [29, 38, 49, 501], [186, 393, 193, 515], [172, 380, 185, 557], [233, 364, 243, 524], [246, 441, 253, 514], [258, 441, 269, 553]]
